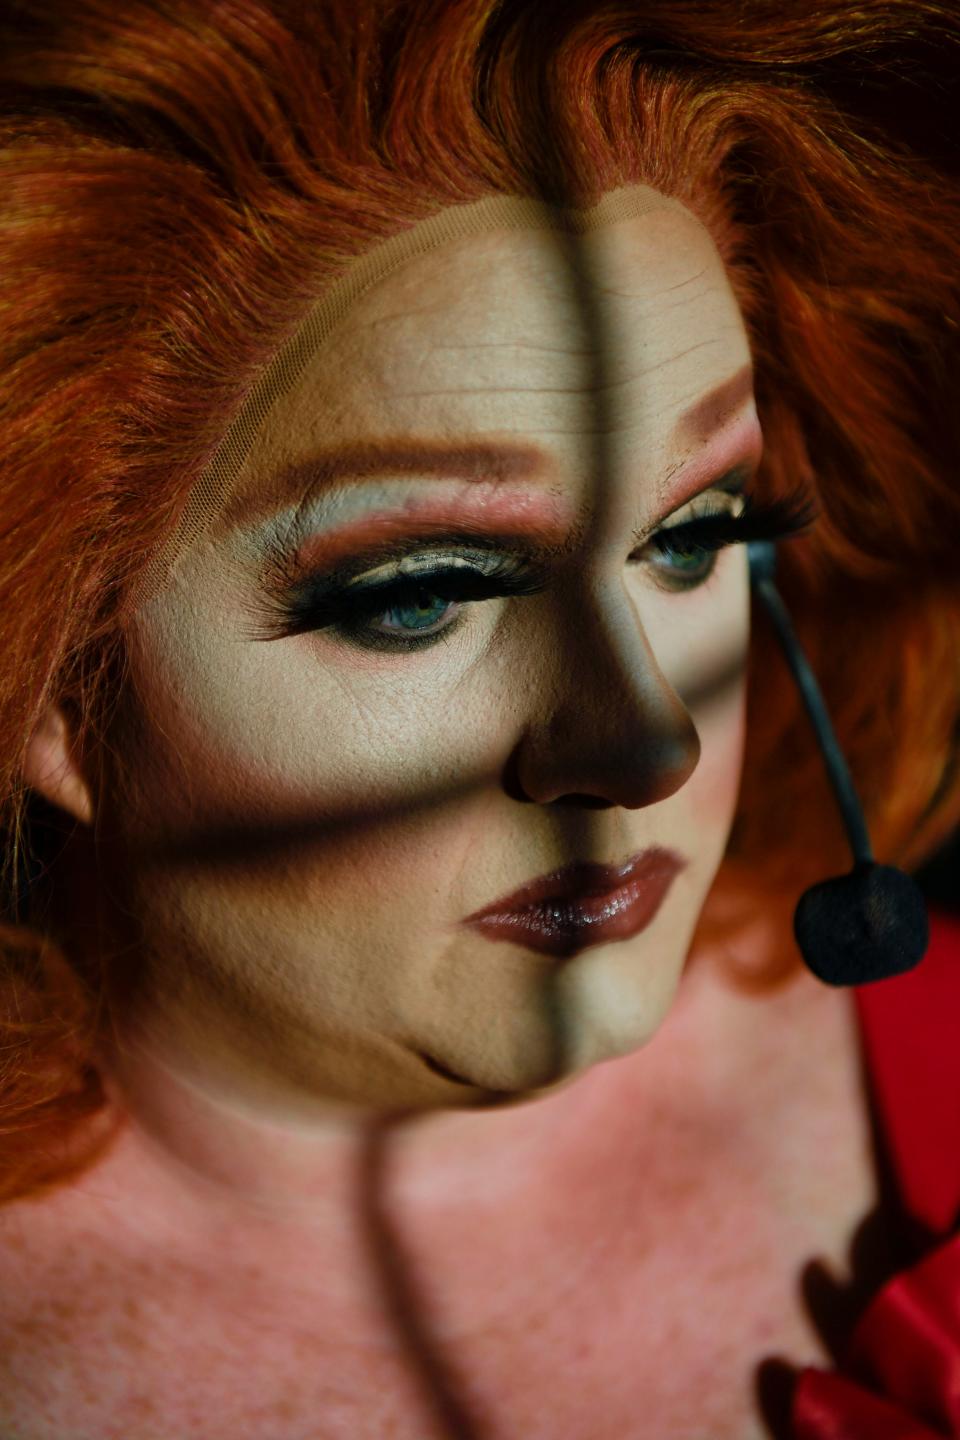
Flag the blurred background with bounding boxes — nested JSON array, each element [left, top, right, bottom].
[[916, 827, 960, 916]]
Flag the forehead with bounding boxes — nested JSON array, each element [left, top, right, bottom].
[[224, 204, 752, 525]]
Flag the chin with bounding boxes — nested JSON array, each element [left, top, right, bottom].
[[401, 921, 688, 1106], [424, 985, 673, 1099]]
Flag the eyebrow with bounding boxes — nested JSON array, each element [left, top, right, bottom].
[[221, 363, 757, 532], [669, 363, 754, 449], [219, 441, 544, 532]]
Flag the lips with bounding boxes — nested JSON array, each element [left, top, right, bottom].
[[463, 847, 687, 958]]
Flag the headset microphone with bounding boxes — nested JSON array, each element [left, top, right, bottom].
[[748, 540, 928, 987]]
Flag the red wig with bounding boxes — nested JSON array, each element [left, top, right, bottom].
[[1, 0, 959, 1204]]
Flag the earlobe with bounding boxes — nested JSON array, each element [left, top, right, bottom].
[[23, 704, 94, 826]]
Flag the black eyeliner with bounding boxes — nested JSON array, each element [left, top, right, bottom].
[[649, 487, 818, 557], [254, 551, 549, 641], [252, 486, 818, 643]]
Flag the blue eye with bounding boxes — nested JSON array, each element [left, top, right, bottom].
[[376, 587, 459, 636], [641, 488, 819, 592], [256, 491, 818, 649], [263, 554, 549, 650], [649, 535, 718, 587]]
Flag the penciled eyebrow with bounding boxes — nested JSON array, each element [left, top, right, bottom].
[[219, 362, 757, 535]]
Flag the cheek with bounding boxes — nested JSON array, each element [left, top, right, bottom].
[[124, 648, 506, 838], [116, 592, 526, 930], [124, 547, 549, 848]]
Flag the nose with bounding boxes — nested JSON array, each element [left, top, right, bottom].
[[509, 580, 701, 809]]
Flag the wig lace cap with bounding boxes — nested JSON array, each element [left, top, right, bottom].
[[131, 183, 699, 608]]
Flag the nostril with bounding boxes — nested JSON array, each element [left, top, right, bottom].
[[500, 746, 532, 803], [500, 750, 619, 808]]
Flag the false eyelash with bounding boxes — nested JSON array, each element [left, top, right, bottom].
[[648, 486, 819, 558], [251, 486, 819, 643], [253, 553, 549, 641]]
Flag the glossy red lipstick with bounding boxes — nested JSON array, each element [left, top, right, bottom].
[[464, 847, 686, 958]]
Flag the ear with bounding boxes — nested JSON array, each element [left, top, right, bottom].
[[23, 704, 94, 826]]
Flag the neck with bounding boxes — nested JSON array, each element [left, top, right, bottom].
[[92, 998, 646, 1243], [75, 951, 807, 1349], [89, 938, 769, 1237]]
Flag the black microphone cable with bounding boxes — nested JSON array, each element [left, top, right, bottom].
[[748, 539, 929, 987]]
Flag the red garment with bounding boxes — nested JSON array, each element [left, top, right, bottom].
[[792, 906, 960, 1439]]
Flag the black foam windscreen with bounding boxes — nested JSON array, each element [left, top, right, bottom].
[[748, 540, 929, 988], [794, 861, 929, 987]]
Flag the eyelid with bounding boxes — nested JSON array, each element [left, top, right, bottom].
[[250, 546, 547, 643], [259, 532, 565, 619], [634, 480, 748, 547], [334, 547, 517, 591], [259, 466, 756, 598]]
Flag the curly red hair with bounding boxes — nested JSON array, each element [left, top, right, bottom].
[[1, 0, 959, 1204]]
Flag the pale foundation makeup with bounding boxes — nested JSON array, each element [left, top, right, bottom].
[[85, 186, 761, 1224]]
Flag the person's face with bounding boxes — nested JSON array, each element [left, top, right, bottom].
[[103, 199, 761, 1111]]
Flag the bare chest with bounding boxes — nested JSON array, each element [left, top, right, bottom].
[[0, 1218, 850, 1440], [0, 986, 897, 1438], [0, 1142, 889, 1438]]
